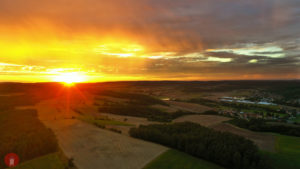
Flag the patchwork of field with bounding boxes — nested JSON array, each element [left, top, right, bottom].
[[1, 82, 298, 169], [36, 99, 168, 169], [84, 92, 278, 152]]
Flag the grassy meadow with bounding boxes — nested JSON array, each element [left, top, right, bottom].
[[292, 115, 300, 123], [12, 153, 68, 169], [143, 149, 224, 169], [264, 134, 300, 169]]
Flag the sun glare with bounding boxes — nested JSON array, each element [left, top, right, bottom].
[[53, 72, 87, 85]]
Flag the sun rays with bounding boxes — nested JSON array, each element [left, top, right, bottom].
[[52, 72, 87, 86]]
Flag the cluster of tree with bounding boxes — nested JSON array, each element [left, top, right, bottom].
[[97, 90, 169, 106], [229, 119, 300, 137], [130, 122, 270, 169], [98, 103, 192, 122]]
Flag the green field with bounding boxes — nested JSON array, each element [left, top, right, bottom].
[[264, 134, 300, 169], [292, 115, 300, 123], [12, 153, 67, 169], [143, 149, 225, 169]]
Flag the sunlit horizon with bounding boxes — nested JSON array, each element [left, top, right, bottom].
[[0, 0, 299, 82]]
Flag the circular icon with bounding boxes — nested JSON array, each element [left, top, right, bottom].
[[4, 153, 19, 168]]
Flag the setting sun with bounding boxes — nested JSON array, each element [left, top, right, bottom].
[[53, 72, 87, 85]]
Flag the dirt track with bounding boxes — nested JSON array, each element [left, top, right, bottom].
[[35, 99, 167, 169]]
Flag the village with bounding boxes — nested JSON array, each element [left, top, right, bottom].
[[218, 96, 300, 123]]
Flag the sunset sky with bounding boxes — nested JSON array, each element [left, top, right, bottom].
[[0, 0, 299, 82]]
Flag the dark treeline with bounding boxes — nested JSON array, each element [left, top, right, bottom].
[[130, 122, 270, 169], [97, 103, 193, 122], [96, 90, 169, 106], [229, 119, 300, 137]]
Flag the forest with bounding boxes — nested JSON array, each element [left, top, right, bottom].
[[129, 122, 270, 169]]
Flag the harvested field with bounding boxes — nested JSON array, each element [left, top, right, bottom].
[[211, 123, 275, 152], [167, 101, 213, 113], [36, 99, 168, 169], [173, 115, 231, 127]]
